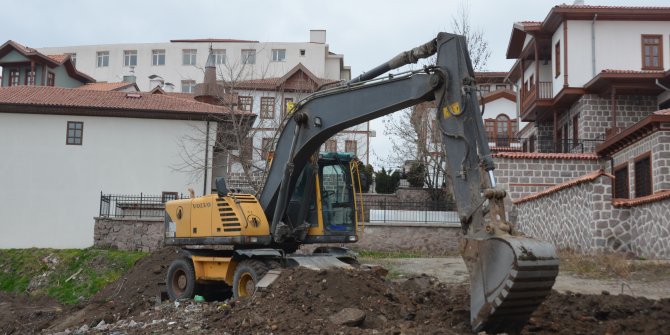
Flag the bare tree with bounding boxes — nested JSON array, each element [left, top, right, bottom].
[[451, 0, 491, 71], [381, 2, 490, 200]]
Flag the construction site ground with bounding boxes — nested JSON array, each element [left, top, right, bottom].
[[1, 247, 669, 335]]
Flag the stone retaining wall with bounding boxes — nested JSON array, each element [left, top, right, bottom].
[[515, 174, 670, 259], [94, 217, 164, 252]]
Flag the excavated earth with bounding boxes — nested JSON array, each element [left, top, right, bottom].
[[1, 247, 669, 335]]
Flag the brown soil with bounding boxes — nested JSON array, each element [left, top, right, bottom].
[[1, 248, 669, 335]]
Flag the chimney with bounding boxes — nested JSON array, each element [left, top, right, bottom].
[[310, 30, 326, 44]]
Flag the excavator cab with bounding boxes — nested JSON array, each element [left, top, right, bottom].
[[285, 152, 362, 244]]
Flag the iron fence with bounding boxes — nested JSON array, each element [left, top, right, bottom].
[[366, 199, 459, 224], [99, 192, 184, 218], [490, 137, 604, 154]]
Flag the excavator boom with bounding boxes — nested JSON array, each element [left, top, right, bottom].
[[258, 32, 558, 333]]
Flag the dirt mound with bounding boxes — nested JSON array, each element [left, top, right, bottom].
[[44, 247, 180, 332], [0, 291, 62, 334], [215, 268, 473, 334], [526, 290, 670, 334], [3, 248, 670, 334]]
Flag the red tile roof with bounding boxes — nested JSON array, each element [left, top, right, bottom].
[[79, 82, 138, 91], [0, 86, 251, 120], [490, 146, 522, 152], [514, 170, 612, 204], [47, 54, 68, 63], [556, 4, 670, 10], [612, 190, 670, 208], [492, 152, 600, 160]]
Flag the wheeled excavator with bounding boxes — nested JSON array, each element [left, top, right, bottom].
[[163, 32, 559, 333]]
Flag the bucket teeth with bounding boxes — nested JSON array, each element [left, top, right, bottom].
[[463, 236, 558, 334]]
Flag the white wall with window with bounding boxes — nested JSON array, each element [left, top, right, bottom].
[[38, 30, 349, 91], [0, 113, 213, 248]]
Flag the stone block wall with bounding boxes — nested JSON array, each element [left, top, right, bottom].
[[570, 94, 656, 142], [94, 217, 164, 252], [515, 174, 670, 259], [612, 131, 670, 197], [493, 155, 604, 201]]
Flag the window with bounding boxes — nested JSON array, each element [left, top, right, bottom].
[[260, 97, 275, 119], [641, 35, 663, 70], [495, 84, 507, 91], [8, 69, 19, 86], [325, 139, 337, 152], [299, 49, 306, 56], [152, 49, 165, 66], [213, 49, 226, 64], [572, 114, 579, 142], [241, 49, 256, 64], [529, 135, 536, 152], [283, 97, 294, 118], [345, 140, 357, 153], [181, 80, 196, 93], [614, 165, 629, 199], [272, 49, 286, 62], [261, 138, 274, 160], [66, 121, 83, 145], [97, 51, 109, 67], [24, 70, 35, 85], [496, 114, 510, 146], [634, 154, 652, 197], [182, 49, 197, 65], [47, 72, 55, 86], [238, 96, 253, 111], [485, 120, 495, 139], [123, 50, 137, 67], [555, 41, 561, 77], [65, 53, 76, 66], [480, 85, 490, 93]]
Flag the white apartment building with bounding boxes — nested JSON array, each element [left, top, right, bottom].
[[38, 30, 351, 92]]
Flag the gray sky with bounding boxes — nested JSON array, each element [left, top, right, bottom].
[[4, 0, 668, 169]]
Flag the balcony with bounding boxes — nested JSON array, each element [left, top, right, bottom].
[[521, 81, 553, 121]]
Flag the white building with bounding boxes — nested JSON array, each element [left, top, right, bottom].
[[38, 30, 351, 92], [506, 4, 670, 153], [0, 40, 251, 248]]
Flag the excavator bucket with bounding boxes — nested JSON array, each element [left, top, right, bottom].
[[461, 235, 559, 334]]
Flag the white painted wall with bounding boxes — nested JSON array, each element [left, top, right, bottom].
[[552, 22, 564, 96], [38, 39, 346, 91], [566, 20, 670, 88], [0, 113, 212, 248], [482, 97, 516, 120]]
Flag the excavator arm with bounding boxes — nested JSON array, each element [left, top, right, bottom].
[[258, 33, 558, 333]]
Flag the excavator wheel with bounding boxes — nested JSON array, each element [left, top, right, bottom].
[[233, 259, 269, 298], [462, 235, 559, 334], [166, 258, 198, 301]]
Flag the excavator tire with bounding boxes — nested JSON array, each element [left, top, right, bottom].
[[233, 259, 269, 298], [463, 235, 559, 334], [166, 258, 198, 301]]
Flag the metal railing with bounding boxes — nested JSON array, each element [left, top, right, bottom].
[[366, 199, 458, 224], [490, 137, 604, 154], [99, 192, 183, 218]]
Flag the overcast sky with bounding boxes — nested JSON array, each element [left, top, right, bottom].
[[4, 0, 668, 169]]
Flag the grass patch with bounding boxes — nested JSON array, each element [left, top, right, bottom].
[[356, 250, 428, 259], [558, 249, 670, 280], [0, 248, 146, 304]]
